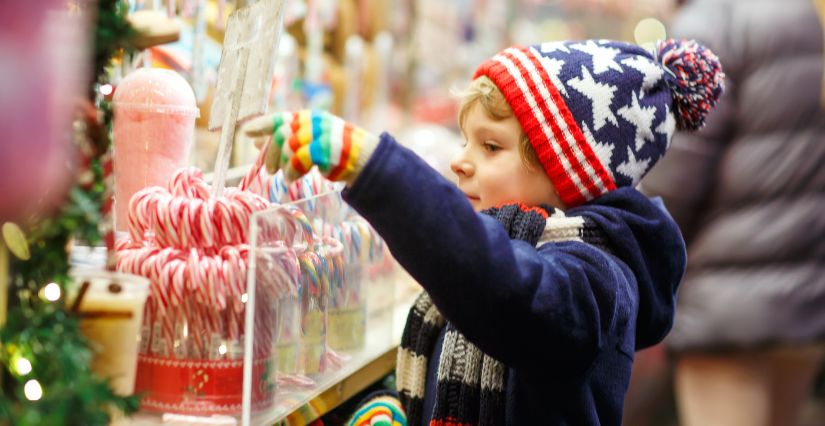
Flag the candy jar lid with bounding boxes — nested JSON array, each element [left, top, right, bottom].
[[113, 68, 200, 117]]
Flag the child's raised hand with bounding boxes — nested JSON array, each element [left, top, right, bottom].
[[243, 110, 378, 183]]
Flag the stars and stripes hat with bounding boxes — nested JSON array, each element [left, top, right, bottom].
[[474, 39, 724, 207]]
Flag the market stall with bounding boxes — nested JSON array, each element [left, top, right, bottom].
[[0, 1, 683, 425]]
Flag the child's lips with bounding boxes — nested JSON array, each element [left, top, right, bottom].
[[464, 193, 480, 201]]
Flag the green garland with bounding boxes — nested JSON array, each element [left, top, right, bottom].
[[0, 1, 140, 424]]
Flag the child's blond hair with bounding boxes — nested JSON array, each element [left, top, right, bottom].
[[457, 76, 541, 169]]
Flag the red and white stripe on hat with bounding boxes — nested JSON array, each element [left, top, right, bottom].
[[474, 45, 616, 207]]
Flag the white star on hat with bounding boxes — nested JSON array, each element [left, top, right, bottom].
[[536, 54, 568, 97], [618, 91, 657, 151], [540, 42, 571, 54], [567, 65, 619, 131], [572, 40, 623, 75], [656, 106, 677, 147], [616, 147, 651, 184], [580, 122, 615, 178], [621, 56, 664, 95]]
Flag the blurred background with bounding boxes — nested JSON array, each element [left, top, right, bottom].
[[1, 1, 823, 425], [0, 0, 680, 218]]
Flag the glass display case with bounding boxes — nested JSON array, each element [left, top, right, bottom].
[[243, 190, 398, 425], [107, 187, 409, 426]]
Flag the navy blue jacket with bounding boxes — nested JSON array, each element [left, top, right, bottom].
[[343, 133, 686, 425]]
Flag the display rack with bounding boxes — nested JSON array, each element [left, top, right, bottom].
[[126, 296, 412, 426], [121, 189, 417, 426]]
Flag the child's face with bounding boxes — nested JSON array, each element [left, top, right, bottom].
[[452, 104, 564, 211]]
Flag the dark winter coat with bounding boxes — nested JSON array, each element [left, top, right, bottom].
[[641, 0, 825, 351], [344, 133, 686, 424]]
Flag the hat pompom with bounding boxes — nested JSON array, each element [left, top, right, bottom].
[[657, 39, 725, 131]]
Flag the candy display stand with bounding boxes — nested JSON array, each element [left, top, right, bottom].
[[108, 0, 410, 422], [114, 170, 409, 426], [114, 0, 286, 420], [115, 163, 276, 416]]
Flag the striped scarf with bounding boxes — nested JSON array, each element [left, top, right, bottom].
[[396, 203, 611, 425]]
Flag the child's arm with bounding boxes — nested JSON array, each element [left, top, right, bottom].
[[244, 111, 633, 378], [345, 133, 633, 379]]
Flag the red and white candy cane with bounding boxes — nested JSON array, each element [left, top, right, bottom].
[[116, 156, 307, 362], [127, 169, 269, 252]]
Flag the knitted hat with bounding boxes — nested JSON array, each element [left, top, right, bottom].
[[474, 39, 724, 207]]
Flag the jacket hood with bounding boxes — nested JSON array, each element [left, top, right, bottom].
[[567, 187, 687, 350]]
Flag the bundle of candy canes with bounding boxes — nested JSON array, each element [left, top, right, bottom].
[[114, 143, 376, 392], [115, 167, 282, 360]]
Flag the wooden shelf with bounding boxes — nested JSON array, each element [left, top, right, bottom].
[[128, 10, 181, 50]]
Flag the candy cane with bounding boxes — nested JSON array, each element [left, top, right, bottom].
[[114, 158, 360, 375]]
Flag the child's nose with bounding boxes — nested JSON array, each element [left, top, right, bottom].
[[450, 154, 474, 178]]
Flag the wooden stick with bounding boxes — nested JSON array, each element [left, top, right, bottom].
[[79, 311, 134, 320], [127, 9, 181, 50], [70, 280, 91, 314]]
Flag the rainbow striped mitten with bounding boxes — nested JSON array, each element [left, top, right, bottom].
[[244, 109, 379, 183]]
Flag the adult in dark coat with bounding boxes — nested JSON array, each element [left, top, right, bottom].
[[641, 0, 825, 424]]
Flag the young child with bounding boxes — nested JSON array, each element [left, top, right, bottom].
[[245, 38, 723, 425]]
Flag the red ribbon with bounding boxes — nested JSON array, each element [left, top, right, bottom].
[[135, 355, 275, 415]]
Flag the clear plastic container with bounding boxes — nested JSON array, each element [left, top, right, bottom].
[[127, 254, 275, 416], [245, 190, 397, 425], [248, 205, 332, 390], [297, 245, 329, 377], [112, 68, 199, 231], [328, 224, 367, 351], [115, 187, 397, 424]]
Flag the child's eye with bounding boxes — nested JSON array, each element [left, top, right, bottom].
[[483, 142, 500, 152]]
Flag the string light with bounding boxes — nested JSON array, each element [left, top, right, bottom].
[[99, 84, 113, 96], [14, 357, 32, 376], [241, 293, 248, 303], [43, 282, 61, 302], [24, 379, 43, 401], [218, 344, 228, 355]]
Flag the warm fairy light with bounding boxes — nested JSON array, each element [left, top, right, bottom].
[[14, 357, 32, 376], [43, 282, 61, 302], [218, 344, 228, 355], [24, 380, 43, 401], [241, 293, 248, 303], [99, 84, 113, 96]]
